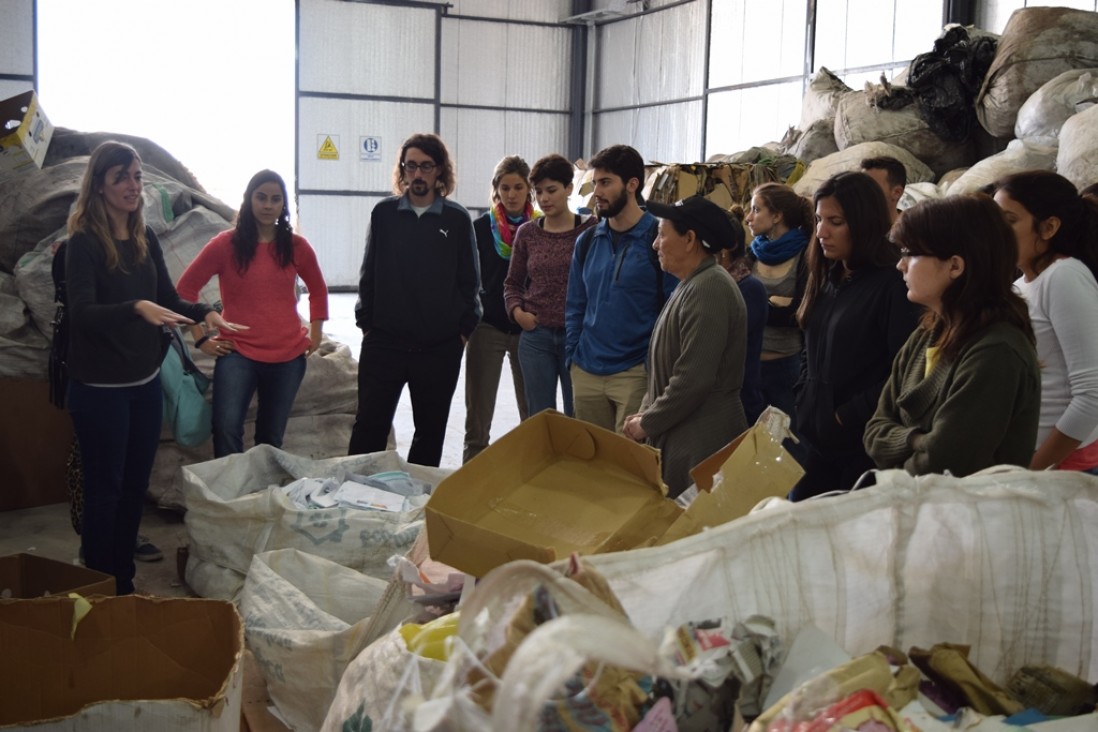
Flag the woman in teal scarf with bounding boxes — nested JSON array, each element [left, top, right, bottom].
[[745, 183, 814, 421], [463, 156, 537, 462]]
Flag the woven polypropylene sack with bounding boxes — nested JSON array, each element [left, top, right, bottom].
[[582, 468, 1098, 684], [977, 7, 1098, 138], [182, 445, 448, 600]]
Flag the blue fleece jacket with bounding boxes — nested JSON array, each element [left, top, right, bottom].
[[564, 213, 678, 375]]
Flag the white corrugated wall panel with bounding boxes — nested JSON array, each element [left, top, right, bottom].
[[447, 0, 572, 23], [709, 0, 808, 87], [705, 82, 803, 158], [298, 99, 435, 193], [440, 108, 570, 211], [440, 20, 571, 109], [0, 0, 33, 76], [299, 0, 437, 98], [0, 80, 33, 100], [596, 2, 706, 109], [298, 193, 385, 289], [594, 102, 704, 165]]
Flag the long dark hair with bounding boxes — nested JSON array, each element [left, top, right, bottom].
[[233, 169, 294, 275], [893, 195, 1034, 363], [995, 170, 1098, 282], [68, 141, 148, 271], [797, 171, 898, 327]]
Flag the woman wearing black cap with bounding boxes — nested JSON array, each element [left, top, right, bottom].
[[623, 196, 748, 498]]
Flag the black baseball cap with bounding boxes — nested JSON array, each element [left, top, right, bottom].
[[647, 195, 741, 252]]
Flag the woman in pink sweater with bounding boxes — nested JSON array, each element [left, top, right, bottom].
[[177, 170, 329, 457]]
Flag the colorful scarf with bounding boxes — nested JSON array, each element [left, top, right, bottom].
[[489, 201, 539, 259], [749, 228, 809, 266]]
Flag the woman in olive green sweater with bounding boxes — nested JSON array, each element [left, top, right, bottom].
[[864, 195, 1041, 477]]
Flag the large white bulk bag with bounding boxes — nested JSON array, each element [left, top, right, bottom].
[[1015, 69, 1098, 146], [1057, 103, 1098, 191], [834, 91, 974, 178], [977, 7, 1098, 138], [799, 67, 851, 131], [241, 549, 389, 732], [582, 468, 1098, 684], [792, 141, 933, 199], [182, 445, 448, 601], [947, 139, 1057, 195]]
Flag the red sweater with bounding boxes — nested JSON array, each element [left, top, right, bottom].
[[177, 231, 329, 363]]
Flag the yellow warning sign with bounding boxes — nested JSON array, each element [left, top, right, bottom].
[[317, 135, 339, 160]]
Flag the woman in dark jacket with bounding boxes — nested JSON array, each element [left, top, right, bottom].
[[790, 172, 920, 500], [65, 141, 239, 593], [462, 156, 534, 463]]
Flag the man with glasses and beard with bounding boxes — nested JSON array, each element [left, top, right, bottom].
[[565, 145, 676, 433], [348, 133, 481, 467]]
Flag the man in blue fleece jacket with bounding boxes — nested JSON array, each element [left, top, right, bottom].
[[348, 133, 481, 466], [565, 145, 676, 432]]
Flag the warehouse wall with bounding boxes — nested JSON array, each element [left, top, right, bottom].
[[0, 0, 34, 100], [296, 0, 575, 287]]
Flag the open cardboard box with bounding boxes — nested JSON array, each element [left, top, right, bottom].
[[0, 595, 243, 730], [0, 553, 115, 598], [426, 410, 683, 577], [659, 409, 805, 545]]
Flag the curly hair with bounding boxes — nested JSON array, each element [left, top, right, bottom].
[[68, 141, 148, 271], [392, 133, 456, 197], [232, 169, 294, 275]]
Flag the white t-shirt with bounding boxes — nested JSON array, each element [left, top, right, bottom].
[[1015, 257, 1098, 448]]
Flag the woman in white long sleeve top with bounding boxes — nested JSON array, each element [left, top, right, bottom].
[[995, 171, 1098, 471]]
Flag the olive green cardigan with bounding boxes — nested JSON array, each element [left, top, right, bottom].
[[864, 321, 1040, 477]]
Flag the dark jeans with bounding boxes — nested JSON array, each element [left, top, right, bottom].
[[760, 353, 800, 419], [348, 333, 463, 467], [67, 377, 163, 595], [212, 352, 307, 458], [788, 439, 875, 502], [518, 325, 572, 417]]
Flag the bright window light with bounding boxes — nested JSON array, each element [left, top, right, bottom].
[[37, 0, 295, 212]]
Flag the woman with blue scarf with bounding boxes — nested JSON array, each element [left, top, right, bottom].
[[745, 183, 814, 420], [463, 156, 537, 463]]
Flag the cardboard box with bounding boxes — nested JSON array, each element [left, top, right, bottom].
[[426, 410, 683, 577], [0, 595, 243, 730], [0, 553, 115, 598], [0, 91, 53, 181], [0, 378, 74, 512], [658, 410, 805, 545]]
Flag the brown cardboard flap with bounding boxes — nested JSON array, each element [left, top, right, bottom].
[[0, 595, 242, 727], [659, 422, 804, 545], [0, 553, 115, 598]]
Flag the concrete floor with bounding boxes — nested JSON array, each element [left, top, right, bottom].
[[0, 292, 531, 597]]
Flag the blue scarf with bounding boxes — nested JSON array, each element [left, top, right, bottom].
[[750, 228, 808, 265]]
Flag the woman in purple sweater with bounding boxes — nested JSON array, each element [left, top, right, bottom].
[[504, 154, 595, 416]]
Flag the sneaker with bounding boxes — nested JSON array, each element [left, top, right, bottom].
[[134, 534, 164, 562]]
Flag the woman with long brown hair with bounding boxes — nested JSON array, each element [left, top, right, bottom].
[[864, 195, 1040, 475], [65, 141, 239, 593], [791, 172, 920, 499]]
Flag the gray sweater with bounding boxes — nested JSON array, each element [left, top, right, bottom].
[[640, 258, 748, 497]]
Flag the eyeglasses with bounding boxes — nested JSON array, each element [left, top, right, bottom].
[[401, 161, 436, 173]]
